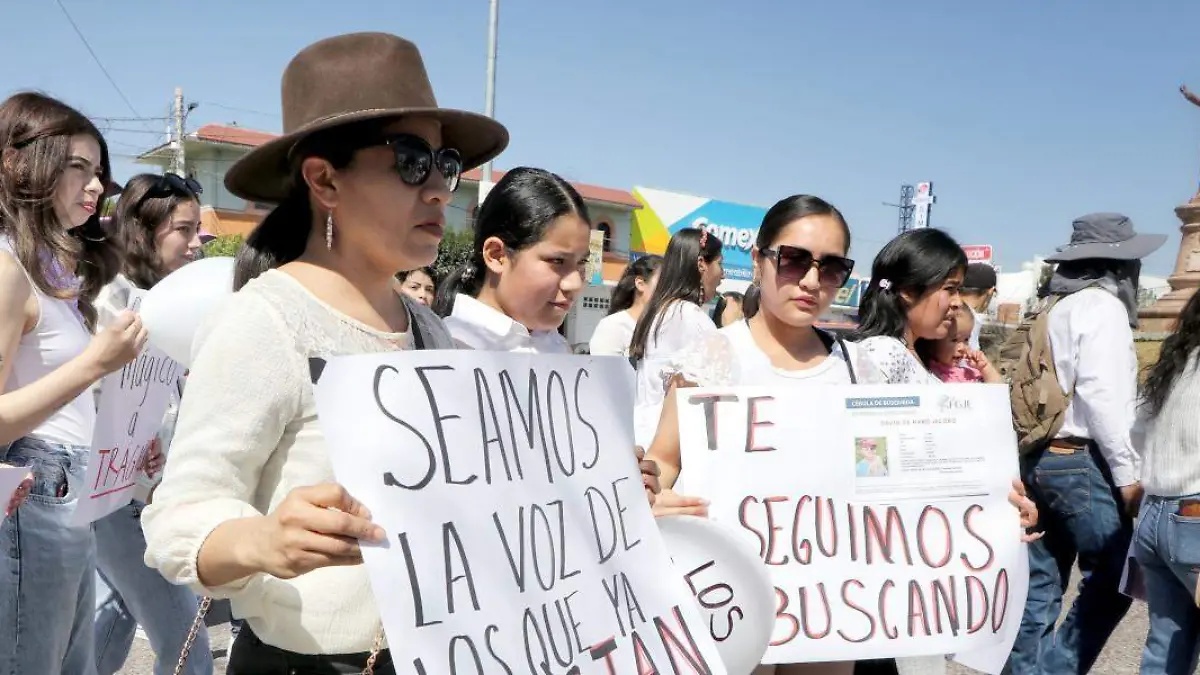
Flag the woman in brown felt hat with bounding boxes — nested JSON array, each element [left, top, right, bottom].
[[141, 32, 508, 673]]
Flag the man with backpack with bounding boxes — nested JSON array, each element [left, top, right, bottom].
[[1004, 213, 1166, 674]]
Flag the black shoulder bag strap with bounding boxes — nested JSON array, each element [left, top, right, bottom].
[[410, 311, 427, 350], [814, 328, 858, 384]]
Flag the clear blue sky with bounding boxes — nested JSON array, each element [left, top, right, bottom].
[[3, 1, 1199, 276]]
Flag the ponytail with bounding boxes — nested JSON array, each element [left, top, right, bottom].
[[233, 191, 313, 291], [230, 118, 390, 292], [432, 256, 485, 317]]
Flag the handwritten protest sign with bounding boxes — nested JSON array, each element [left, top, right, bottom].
[[313, 352, 726, 675], [678, 384, 1026, 664], [73, 291, 181, 526]]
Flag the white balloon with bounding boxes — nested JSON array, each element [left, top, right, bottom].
[[138, 256, 235, 367], [658, 515, 775, 675]]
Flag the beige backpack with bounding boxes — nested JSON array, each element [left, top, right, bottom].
[[997, 296, 1073, 454]]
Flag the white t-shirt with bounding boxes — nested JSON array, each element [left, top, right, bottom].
[[589, 310, 636, 356], [674, 320, 884, 388], [633, 300, 717, 446]]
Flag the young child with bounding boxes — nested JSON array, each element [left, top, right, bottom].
[[923, 307, 1003, 383]]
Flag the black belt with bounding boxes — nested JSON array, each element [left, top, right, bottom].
[[228, 625, 393, 675]]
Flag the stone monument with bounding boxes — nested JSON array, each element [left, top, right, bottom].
[[1138, 85, 1200, 333]]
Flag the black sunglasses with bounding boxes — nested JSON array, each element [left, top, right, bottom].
[[385, 134, 463, 192], [139, 172, 202, 202], [761, 245, 855, 287]]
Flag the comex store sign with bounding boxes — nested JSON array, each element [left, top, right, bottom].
[[687, 205, 763, 282]]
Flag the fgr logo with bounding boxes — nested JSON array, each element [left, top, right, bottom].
[[937, 394, 972, 413]]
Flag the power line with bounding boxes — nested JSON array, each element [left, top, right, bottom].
[[201, 102, 279, 119], [54, 0, 147, 126], [102, 127, 170, 135], [94, 115, 169, 123]]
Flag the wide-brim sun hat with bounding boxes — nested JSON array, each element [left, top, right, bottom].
[[224, 32, 509, 204], [1044, 212, 1167, 263]]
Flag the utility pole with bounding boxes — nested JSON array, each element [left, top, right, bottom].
[[481, 0, 499, 183], [172, 87, 186, 176]]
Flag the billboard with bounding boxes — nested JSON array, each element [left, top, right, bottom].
[[962, 245, 995, 266], [912, 182, 934, 229], [631, 186, 763, 281]]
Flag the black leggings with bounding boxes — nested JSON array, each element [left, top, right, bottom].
[[227, 625, 395, 675]]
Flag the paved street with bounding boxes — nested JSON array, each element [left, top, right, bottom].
[[116, 586, 1177, 674]]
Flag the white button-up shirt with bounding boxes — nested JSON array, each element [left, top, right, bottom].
[[443, 293, 571, 354], [1049, 287, 1140, 486]]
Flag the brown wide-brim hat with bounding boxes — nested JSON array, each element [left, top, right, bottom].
[[225, 32, 509, 204]]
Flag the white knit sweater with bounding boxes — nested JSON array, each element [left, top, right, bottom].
[[1135, 349, 1200, 497], [141, 270, 454, 654]]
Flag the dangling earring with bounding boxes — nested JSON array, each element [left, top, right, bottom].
[[325, 212, 334, 251]]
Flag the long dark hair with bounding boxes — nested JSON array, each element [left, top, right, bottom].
[[756, 194, 851, 252], [711, 291, 744, 327], [233, 119, 391, 291], [1141, 290, 1200, 417], [0, 92, 119, 330], [628, 228, 723, 361], [853, 229, 967, 342], [432, 167, 589, 317], [608, 254, 662, 315], [112, 173, 200, 290]]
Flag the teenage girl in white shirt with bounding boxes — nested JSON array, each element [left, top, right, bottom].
[[434, 166, 590, 355], [589, 254, 662, 356], [629, 228, 724, 446], [432, 166, 662, 498]]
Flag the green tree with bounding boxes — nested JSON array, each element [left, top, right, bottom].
[[203, 234, 244, 258], [431, 228, 474, 281]]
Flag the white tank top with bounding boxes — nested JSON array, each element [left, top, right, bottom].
[[0, 237, 96, 447]]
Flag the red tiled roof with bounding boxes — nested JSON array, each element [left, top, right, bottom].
[[193, 124, 279, 148], [460, 168, 639, 208], [186, 125, 640, 208]]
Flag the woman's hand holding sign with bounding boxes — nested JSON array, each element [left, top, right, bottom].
[[636, 445, 661, 506], [245, 483, 385, 580], [84, 310, 147, 375], [653, 490, 709, 518]]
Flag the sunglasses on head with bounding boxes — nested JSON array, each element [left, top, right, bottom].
[[385, 134, 463, 192], [153, 172, 202, 198], [761, 244, 855, 287]]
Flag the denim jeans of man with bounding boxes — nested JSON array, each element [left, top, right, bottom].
[[0, 437, 98, 675], [1134, 494, 1200, 675], [1008, 444, 1133, 674], [94, 501, 212, 675]]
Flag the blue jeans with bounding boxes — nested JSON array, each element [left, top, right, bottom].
[[94, 501, 212, 675], [1008, 444, 1133, 674], [1135, 494, 1200, 674], [0, 437, 97, 675]]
